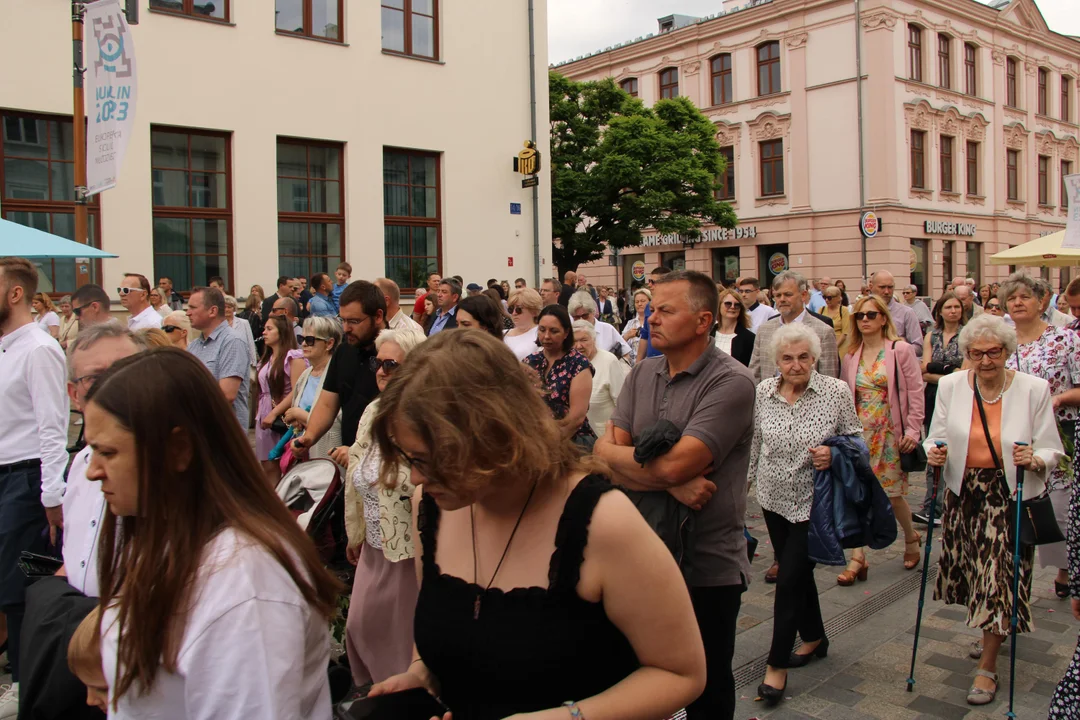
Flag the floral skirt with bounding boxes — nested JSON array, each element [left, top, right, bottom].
[[934, 467, 1034, 635]]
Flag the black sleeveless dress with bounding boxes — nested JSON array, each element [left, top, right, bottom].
[[414, 474, 640, 720]]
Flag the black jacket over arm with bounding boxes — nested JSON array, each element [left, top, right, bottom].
[[729, 326, 756, 367]]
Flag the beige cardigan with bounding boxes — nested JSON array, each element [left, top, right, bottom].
[[344, 399, 415, 562]]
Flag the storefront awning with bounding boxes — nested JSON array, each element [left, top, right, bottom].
[[988, 230, 1079, 268]]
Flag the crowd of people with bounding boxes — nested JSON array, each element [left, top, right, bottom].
[[1, 254, 1080, 720]]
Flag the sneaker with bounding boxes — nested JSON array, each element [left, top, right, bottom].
[[911, 512, 941, 527], [0, 683, 19, 720]]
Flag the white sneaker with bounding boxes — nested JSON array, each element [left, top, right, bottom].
[[0, 682, 18, 720]]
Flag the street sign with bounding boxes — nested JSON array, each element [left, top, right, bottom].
[[522, 176, 539, 188], [510, 203, 521, 215]]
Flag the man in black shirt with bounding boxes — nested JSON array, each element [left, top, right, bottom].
[[261, 276, 293, 320], [294, 281, 385, 463]]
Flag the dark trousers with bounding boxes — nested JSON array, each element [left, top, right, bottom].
[[685, 583, 744, 720], [0, 461, 49, 681], [762, 510, 825, 668]]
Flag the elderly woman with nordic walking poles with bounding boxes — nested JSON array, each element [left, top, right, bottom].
[[919, 315, 1063, 707]]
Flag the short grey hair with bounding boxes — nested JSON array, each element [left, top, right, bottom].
[[59, 295, 72, 305], [771, 270, 809, 293], [571, 319, 596, 339], [302, 315, 343, 350], [769, 322, 822, 365], [567, 290, 599, 318], [67, 323, 137, 381], [224, 294, 238, 309], [374, 327, 426, 356], [998, 272, 1040, 304], [958, 313, 1018, 357], [1033, 278, 1053, 299]]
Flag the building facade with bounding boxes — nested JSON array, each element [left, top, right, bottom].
[[555, 0, 1078, 297], [1, 0, 552, 297]]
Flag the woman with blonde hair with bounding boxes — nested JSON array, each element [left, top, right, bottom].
[[161, 311, 192, 350], [838, 295, 924, 584], [714, 287, 756, 366], [32, 292, 60, 340], [57, 295, 79, 351], [503, 287, 542, 361], [134, 328, 171, 348], [283, 316, 343, 463], [368, 330, 705, 719], [621, 287, 652, 365]]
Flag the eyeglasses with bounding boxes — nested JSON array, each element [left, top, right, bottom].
[[162, 325, 181, 333], [986, 303, 1002, 310], [509, 306, 525, 315], [388, 437, 438, 482], [369, 357, 401, 373], [853, 311, 881, 321], [721, 301, 741, 309], [116, 287, 145, 296], [824, 294, 839, 299], [571, 312, 592, 321], [338, 315, 369, 328], [73, 373, 101, 388], [968, 347, 1005, 360], [302, 335, 329, 346]]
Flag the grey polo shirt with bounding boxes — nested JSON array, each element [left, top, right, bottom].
[[612, 344, 755, 588], [188, 320, 251, 428]]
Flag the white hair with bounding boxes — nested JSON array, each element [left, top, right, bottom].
[[374, 327, 426, 356], [771, 270, 809, 293], [571, 319, 596, 339], [567, 290, 599, 318], [769, 322, 822, 364], [958, 314, 1018, 356]]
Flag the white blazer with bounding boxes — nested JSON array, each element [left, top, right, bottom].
[[923, 370, 1063, 499]]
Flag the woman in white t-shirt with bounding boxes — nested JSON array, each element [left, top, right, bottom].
[[82, 348, 342, 719], [572, 319, 627, 438], [503, 287, 542, 361], [32, 292, 60, 340]]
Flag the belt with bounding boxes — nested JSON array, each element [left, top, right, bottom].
[[0, 459, 41, 474]]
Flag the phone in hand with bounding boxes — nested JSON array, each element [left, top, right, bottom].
[[341, 688, 449, 720], [18, 551, 64, 578]]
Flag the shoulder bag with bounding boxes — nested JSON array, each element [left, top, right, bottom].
[[974, 380, 1064, 547], [894, 342, 928, 473]]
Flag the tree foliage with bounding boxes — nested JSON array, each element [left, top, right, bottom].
[[549, 71, 737, 276]]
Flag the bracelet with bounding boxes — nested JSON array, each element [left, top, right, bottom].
[[563, 701, 586, 719]]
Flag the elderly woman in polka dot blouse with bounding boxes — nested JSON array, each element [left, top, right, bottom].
[[748, 322, 864, 706]]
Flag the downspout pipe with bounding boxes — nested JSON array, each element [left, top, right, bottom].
[[855, 0, 868, 282], [528, 0, 541, 286]]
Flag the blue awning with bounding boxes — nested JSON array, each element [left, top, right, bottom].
[[0, 218, 117, 258]]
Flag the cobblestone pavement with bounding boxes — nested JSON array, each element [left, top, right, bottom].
[[737, 470, 1078, 720]]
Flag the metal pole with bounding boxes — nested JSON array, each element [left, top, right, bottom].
[[72, 1, 89, 251], [854, 0, 867, 281], [528, 0, 541, 287]]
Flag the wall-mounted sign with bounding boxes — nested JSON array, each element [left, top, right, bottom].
[[1064, 173, 1080, 249], [521, 176, 539, 188], [631, 261, 646, 281], [639, 225, 758, 247], [924, 220, 976, 236], [510, 203, 521, 215], [909, 248, 918, 272], [513, 141, 541, 175], [768, 252, 789, 274], [508, 257, 514, 267], [860, 211, 879, 238]]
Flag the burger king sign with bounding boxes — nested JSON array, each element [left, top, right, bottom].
[[859, 211, 880, 239]]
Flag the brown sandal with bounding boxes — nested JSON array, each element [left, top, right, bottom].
[[837, 556, 868, 586], [903, 533, 923, 570]]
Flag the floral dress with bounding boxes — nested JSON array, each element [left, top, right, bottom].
[[523, 350, 596, 445], [855, 348, 905, 496]]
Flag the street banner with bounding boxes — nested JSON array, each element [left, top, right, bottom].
[[1065, 174, 1080, 250], [85, 0, 137, 197]]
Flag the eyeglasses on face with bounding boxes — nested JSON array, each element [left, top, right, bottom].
[[571, 312, 592, 321], [853, 311, 881, 321], [302, 336, 329, 346], [73, 373, 101, 387], [967, 347, 1004, 360], [509, 306, 526, 315], [162, 325, 181, 333], [986, 303, 1001, 310], [388, 437, 438, 482], [339, 315, 369, 328], [117, 287, 145, 296], [369, 357, 401, 373], [721, 301, 741, 309]]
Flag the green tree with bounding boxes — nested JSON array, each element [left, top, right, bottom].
[[549, 71, 737, 277]]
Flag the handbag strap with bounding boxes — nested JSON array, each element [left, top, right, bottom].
[[973, 380, 1007, 481], [892, 341, 905, 435]]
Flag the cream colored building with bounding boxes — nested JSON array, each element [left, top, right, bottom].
[[556, 0, 1078, 297], [1, 0, 552, 298]]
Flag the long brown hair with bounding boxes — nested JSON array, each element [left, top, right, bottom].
[[86, 349, 341, 704], [259, 315, 298, 402], [842, 295, 900, 356], [717, 288, 750, 330]]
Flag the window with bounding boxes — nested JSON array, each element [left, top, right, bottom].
[[940, 136, 954, 192], [908, 25, 923, 82], [1063, 76, 1072, 123], [1038, 68, 1048, 115], [150, 127, 231, 292], [277, 0, 344, 43], [910, 130, 926, 189], [383, 148, 440, 290], [149, 0, 228, 21], [938, 34, 951, 89], [711, 54, 732, 105], [1038, 155, 1050, 205], [966, 140, 979, 196], [381, 0, 437, 59], [277, 140, 344, 279], [659, 68, 679, 99], [620, 78, 638, 97], [942, 240, 954, 282], [1006, 149, 1019, 201], [966, 243, 981, 288], [759, 139, 784, 196], [964, 43, 977, 96], [757, 42, 781, 96], [715, 146, 735, 200], [1006, 57, 1018, 108], [0, 112, 101, 293], [1063, 161, 1073, 209]]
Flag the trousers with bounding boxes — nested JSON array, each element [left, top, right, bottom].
[[685, 582, 744, 720], [763, 510, 826, 668]]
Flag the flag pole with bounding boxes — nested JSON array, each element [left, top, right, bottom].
[[72, 1, 89, 251]]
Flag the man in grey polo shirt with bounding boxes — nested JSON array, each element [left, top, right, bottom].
[[186, 286, 250, 427], [594, 270, 755, 720]]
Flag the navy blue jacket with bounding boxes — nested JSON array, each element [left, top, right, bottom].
[[808, 435, 897, 565]]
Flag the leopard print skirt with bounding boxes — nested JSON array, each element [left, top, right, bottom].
[[933, 467, 1034, 636]]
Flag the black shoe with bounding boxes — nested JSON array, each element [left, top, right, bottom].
[[788, 637, 829, 667], [757, 680, 787, 706], [911, 512, 941, 527]]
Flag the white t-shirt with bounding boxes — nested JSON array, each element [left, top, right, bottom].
[[35, 310, 60, 331], [504, 325, 539, 361], [714, 331, 736, 356], [100, 528, 331, 719], [586, 348, 628, 437]]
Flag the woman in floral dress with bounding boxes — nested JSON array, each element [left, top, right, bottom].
[[524, 304, 596, 449], [1001, 273, 1080, 597]]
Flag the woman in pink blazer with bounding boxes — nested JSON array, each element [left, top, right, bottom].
[[837, 295, 925, 585]]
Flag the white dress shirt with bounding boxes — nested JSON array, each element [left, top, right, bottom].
[[748, 303, 780, 333], [388, 308, 425, 335], [0, 322, 69, 506], [128, 304, 163, 330], [62, 447, 104, 597], [593, 319, 633, 359], [100, 527, 331, 719]]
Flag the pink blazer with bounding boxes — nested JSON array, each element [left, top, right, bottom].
[[841, 341, 925, 442]]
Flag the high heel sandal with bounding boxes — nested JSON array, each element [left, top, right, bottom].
[[836, 557, 868, 586], [903, 533, 923, 571], [1055, 579, 1070, 599]]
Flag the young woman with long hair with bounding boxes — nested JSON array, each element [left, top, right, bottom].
[[255, 315, 306, 485], [84, 349, 341, 717]]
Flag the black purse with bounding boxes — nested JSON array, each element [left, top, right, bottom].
[[270, 415, 288, 435], [974, 383, 1064, 548], [893, 343, 928, 473]]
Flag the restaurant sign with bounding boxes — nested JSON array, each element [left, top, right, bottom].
[[924, 220, 976, 237], [640, 225, 758, 247]]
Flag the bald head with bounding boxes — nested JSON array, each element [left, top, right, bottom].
[[373, 277, 402, 313], [870, 271, 896, 302], [953, 284, 974, 309]]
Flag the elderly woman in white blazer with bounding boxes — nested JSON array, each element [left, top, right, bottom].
[[924, 314, 1063, 707]]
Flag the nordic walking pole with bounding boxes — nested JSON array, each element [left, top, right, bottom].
[[907, 441, 946, 693], [1005, 442, 1028, 720]]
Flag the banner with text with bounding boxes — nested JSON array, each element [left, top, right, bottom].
[[85, 0, 137, 197], [1065, 174, 1080, 250]]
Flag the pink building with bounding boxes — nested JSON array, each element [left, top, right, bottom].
[[555, 0, 1079, 297]]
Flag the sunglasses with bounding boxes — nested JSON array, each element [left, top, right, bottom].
[[369, 357, 401, 373], [116, 287, 145, 296], [824, 294, 839, 299], [302, 335, 329, 346], [853, 311, 881, 321], [509, 306, 525, 315], [986, 303, 1001, 310], [162, 325, 181, 333], [721, 301, 741, 309], [72, 304, 87, 317]]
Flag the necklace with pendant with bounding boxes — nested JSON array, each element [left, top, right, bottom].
[[471, 481, 538, 620]]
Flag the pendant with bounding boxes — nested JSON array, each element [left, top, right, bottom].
[[473, 594, 482, 620]]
